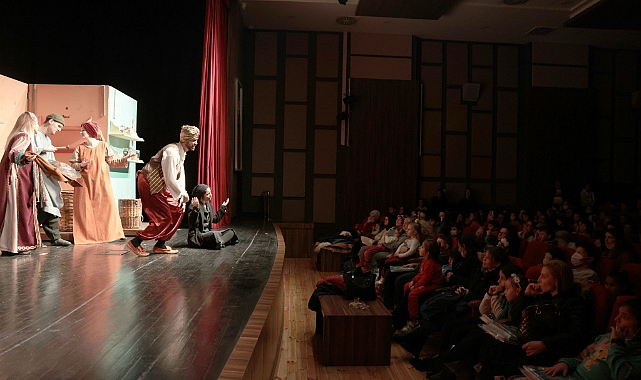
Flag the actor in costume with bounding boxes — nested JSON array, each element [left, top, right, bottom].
[[0, 112, 42, 255], [187, 184, 236, 249], [33, 113, 72, 246], [69, 121, 132, 244], [126, 125, 200, 256]]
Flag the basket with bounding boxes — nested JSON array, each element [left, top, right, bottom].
[[119, 198, 143, 229], [59, 190, 74, 232]]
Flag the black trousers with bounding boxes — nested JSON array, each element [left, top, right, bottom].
[[37, 208, 61, 242]]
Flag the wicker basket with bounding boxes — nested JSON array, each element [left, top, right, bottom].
[[59, 190, 74, 232], [119, 198, 143, 229]]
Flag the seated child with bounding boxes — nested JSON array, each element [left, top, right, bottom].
[[187, 184, 235, 249]]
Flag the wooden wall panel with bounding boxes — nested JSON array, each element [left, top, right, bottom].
[[286, 33, 308, 55], [313, 178, 336, 223], [471, 157, 492, 179], [422, 66, 443, 108], [473, 44, 493, 66], [498, 46, 519, 88], [283, 105, 307, 149], [285, 58, 307, 102], [254, 32, 278, 76], [420, 155, 441, 177], [253, 80, 277, 125], [316, 34, 340, 78], [445, 183, 466, 206], [281, 200, 305, 222], [446, 88, 466, 131], [496, 137, 517, 180], [474, 183, 492, 206], [471, 113, 493, 156], [472, 68, 493, 110], [315, 81, 338, 126], [447, 43, 467, 85], [252, 129, 275, 173], [445, 135, 467, 178], [420, 181, 441, 200], [283, 152, 306, 197], [496, 184, 517, 205], [350, 56, 412, 80], [423, 111, 442, 154], [422, 41, 443, 63], [251, 177, 274, 197], [350, 33, 412, 57], [497, 91, 519, 133], [314, 130, 337, 174]]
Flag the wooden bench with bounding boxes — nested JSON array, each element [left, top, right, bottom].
[[319, 295, 392, 366], [318, 246, 351, 272]]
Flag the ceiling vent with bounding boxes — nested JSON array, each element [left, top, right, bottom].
[[504, 0, 529, 4], [336, 16, 357, 26], [526, 27, 557, 36]]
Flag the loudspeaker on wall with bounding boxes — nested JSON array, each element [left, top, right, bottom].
[[462, 83, 481, 102]]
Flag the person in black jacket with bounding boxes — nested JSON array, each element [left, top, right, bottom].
[[477, 259, 592, 379], [187, 184, 233, 249]]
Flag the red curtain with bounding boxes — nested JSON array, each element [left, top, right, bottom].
[[199, 0, 229, 226]]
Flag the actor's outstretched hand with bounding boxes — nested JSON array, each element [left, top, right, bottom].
[[191, 197, 199, 208], [222, 198, 229, 206]]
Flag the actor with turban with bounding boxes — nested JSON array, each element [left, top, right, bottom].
[[0, 112, 42, 255], [69, 120, 133, 244], [126, 125, 200, 256], [32, 113, 72, 246]]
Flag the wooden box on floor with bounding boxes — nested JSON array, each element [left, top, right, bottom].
[[319, 295, 392, 366], [318, 246, 351, 272]]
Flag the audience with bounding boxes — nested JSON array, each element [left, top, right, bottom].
[[311, 186, 641, 378]]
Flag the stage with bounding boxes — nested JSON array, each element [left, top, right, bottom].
[[0, 216, 281, 379]]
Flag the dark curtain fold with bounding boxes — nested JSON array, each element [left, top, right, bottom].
[[199, 0, 229, 226], [344, 78, 420, 228]]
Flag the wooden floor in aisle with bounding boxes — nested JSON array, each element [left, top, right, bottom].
[[274, 258, 426, 380]]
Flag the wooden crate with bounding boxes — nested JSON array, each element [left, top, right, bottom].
[[319, 295, 392, 366], [319, 246, 351, 272], [59, 190, 74, 232]]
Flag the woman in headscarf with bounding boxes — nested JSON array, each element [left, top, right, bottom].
[[187, 184, 233, 249], [0, 112, 41, 255], [69, 120, 132, 244]]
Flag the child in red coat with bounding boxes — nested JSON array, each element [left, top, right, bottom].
[[399, 240, 443, 334]]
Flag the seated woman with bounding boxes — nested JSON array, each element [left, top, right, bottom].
[[378, 222, 421, 277], [543, 297, 641, 379], [356, 221, 404, 272], [416, 273, 530, 379], [187, 184, 233, 249], [478, 260, 592, 379]]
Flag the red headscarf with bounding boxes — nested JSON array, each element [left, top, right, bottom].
[[81, 122, 100, 138]]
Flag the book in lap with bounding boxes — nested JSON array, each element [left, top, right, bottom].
[[520, 365, 576, 380], [478, 321, 521, 345], [389, 265, 415, 273]]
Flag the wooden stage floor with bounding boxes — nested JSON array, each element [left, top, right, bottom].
[[0, 217, 277, 379]]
